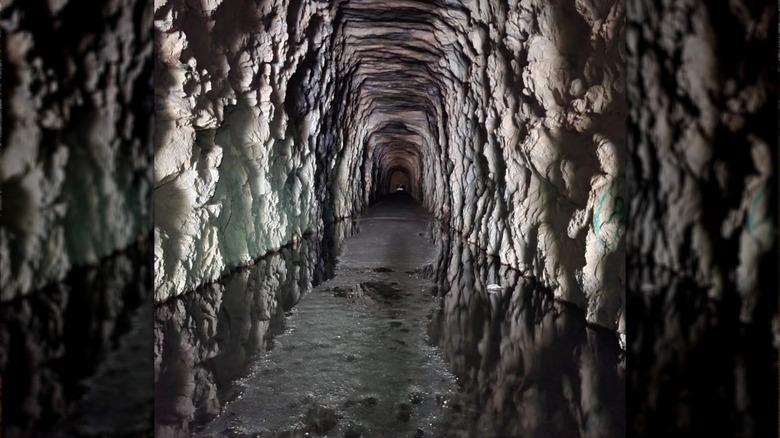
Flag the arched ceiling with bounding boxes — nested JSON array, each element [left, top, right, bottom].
[[332, 0, 465, 203]]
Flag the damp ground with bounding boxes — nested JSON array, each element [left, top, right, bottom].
[[195, 194, 462, 437], [170, 193, 625, 437]]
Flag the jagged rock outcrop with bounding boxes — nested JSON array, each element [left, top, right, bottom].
[[155, 0, 627, 335], [0, 0, 154, 302], [625, 1, 777, 435]]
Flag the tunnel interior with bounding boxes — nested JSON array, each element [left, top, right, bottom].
[[149, 2, 629, 432], [1, 0, 777, 435], [153, 0, 627, 340]]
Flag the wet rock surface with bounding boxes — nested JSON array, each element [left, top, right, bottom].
[[153, 220, 356, 437], [191, 195, 459, 437], [429, 230, 625, 437]]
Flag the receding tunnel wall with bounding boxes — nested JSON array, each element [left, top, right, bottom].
[[374, 147, 422, 201], [154, 0, 627, 334]]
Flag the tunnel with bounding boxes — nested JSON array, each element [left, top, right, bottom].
[[0, 0, 776, 436], [150, 1, 630, 434], [153, 0, 627, 331], [153, 0, 629, 434]]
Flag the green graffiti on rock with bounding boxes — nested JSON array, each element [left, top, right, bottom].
[[594, 175, 626, 251]]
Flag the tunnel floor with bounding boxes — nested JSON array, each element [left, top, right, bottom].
[[195, 193, 462, 436], [158, 193, 625, 437]]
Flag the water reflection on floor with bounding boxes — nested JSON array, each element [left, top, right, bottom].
[[154, 195, 625, 437], [429, 230, 625, 437], [153, 220, 357, 436], [0, 238, 153, 437]]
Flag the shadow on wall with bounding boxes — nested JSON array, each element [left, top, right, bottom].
[[0, 239, 154, 437], [0, 0, 154, 432], [153, 219, 357, 437], [428, 229, 625, 437]]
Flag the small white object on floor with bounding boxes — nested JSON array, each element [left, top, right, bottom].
[[486, 284, 503, 293]]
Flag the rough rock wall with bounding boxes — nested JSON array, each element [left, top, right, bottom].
[[153, 0, 342, 302], [625, 1, 777, 435], [0, 0, 154, 302], [437, 0, 627, 333]]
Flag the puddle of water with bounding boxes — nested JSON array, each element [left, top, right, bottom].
[[190, 198, 459, 437], [0, 238, 154, 437], [154, 220, 357, 436]]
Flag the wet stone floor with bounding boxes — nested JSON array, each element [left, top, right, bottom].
[[155, 194, 625, 437]]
